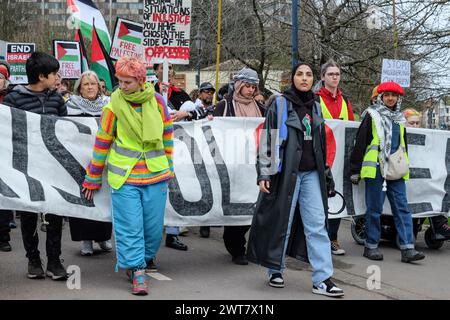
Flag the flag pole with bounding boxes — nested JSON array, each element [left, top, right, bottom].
[[213, 0, 222, 104]]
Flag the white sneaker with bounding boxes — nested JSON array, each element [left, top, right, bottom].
[[179, 227, 189, 236], [331, 240, 346, 255], [312, 278, 344, 297], [98, 240, 113, 252], [80, 240, 94, 256], [268, 273, 285, 288]]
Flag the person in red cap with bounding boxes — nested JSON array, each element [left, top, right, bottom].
[[0, 61, 10, 103], [349, 81, 426, 263]]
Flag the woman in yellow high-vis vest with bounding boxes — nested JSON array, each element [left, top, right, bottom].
[[349, 81, 425, 263], [81, 57, 174, 296], [315, 59, 355, 256]]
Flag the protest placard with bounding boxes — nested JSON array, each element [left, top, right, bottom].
[[110, 18, 144, 60], [381, 59, 411, 87], [143, 0, 192, 65], [53, 40, 82, 79], [6, 43, 35, 84]]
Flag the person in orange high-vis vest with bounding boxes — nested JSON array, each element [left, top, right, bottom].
[[315, 59, 355, 256]]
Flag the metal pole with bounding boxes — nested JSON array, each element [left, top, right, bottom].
[[109, 0, 113, 32], [393, 0, 398, 59], [214, 0, 222, 104], [196, 48, 201, 88], [292, 0, 299, 68]]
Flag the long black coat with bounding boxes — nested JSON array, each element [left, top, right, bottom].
[[247, 95, 334, 270]]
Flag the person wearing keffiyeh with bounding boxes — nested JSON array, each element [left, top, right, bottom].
[[66, 71, 113, 258], [350, 81, 426, 263]]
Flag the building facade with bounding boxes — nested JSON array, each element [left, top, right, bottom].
[[423, 97, 450, 129], [8, 0, 144, 30]]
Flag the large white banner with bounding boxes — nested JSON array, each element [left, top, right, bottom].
[[0, 106, 449, 226]]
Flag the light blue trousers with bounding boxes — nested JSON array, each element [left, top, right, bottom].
[[268, 171, 334, 286], [111, 181, 168, 271]]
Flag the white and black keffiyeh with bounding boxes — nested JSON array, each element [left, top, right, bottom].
[[66, 95, 110, 116], [366, 95, 405, 181]]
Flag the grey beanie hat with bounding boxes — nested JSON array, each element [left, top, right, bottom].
[[233, 67, 259, 85]]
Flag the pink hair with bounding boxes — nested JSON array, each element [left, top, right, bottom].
[[403, 108, 420, 119], [115, 57, 146, 83]]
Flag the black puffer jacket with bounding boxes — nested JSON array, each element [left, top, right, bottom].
[[3, 85, 67, 116]]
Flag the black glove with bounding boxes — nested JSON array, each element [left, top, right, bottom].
[[327, 186, 336, 198]]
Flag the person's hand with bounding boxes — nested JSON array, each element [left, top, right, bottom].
[[159, 82, 170, 94], [259, 180, 270, 193], [350, 174, 360, 185], [170, 111, 189, 122], [82, 187, 95, 201], [328, 186, 336, 198], [207, 114, 214, 121]]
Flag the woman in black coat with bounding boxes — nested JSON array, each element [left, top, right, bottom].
[[247, 62, 344, 297], [213, 67, 265, 265]]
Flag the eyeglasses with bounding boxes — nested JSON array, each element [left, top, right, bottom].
[[326, 72, 340, 78], [202, 90, 215, 95]]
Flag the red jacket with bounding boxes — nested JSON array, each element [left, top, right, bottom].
[[316, 86, 354, 121]]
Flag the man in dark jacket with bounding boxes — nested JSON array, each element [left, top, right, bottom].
[[3, 52, 68, 280]]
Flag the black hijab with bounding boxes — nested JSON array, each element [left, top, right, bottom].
[[283, 62, 316, 108]]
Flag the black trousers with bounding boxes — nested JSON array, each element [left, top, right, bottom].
[[0, 210, 13, 242], [69, 217, 112, 242], [223, 225, 251, 257], [19, 211, 62, 260], [328, 218, 341, 241]]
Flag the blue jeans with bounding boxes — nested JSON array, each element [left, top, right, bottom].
[[111, 181, 168, 271], [268, 171, 333, 286], [365, 167, 414, 250]]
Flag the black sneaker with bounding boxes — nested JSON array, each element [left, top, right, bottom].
[[231, 255, 248, 265], [145, 258, 158, 273], [165, 235, 188, 251], [0, 241, 12, 252], [268, 273, 284, 288], [27, 257, 45, 279], [401, 249, 425, 263], [46, 259, 68, 280], [312, 278, 344, 297], [363, 247, 383, 261], [200, 226, 210, 238]]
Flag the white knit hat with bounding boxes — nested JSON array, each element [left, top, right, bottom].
[[233, 67, 259, 85]]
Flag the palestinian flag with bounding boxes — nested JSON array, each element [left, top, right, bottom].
[[56, 42, 79, 62], [118, 20, 143, 45], [91, 24, 117, 91], [67, 0, 111, 50], [75, 28, 89, 72]]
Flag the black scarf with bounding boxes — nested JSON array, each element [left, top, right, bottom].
[[283, 86, 317, 171], [283, 87, 315, 110]]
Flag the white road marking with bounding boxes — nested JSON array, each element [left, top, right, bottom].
[[147, 272, 172, 281]]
